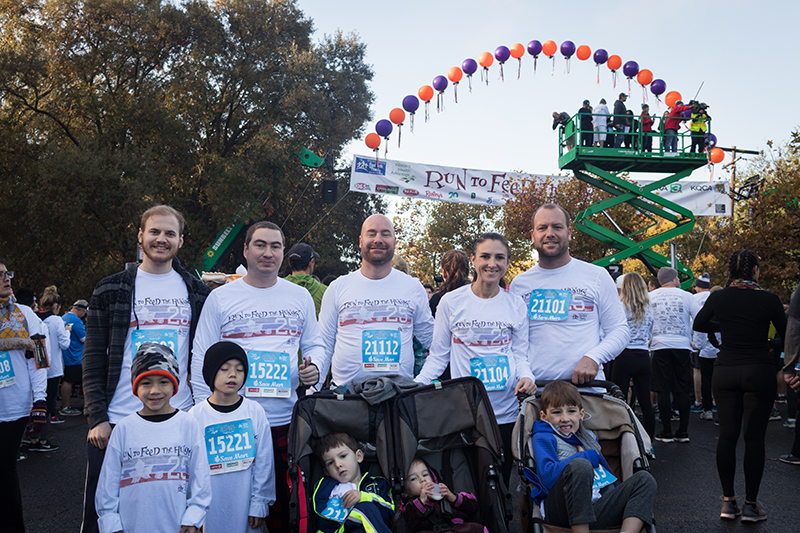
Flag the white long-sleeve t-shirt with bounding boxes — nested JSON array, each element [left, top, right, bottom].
[[0, 304, 47, 422], [317, 268, 435, 386], [649, 287, 702, 351], [624, 305, 654, 351], [95, 410, 211, 533], [191, 277, 326, 426], [691, 290, 719, 358], [508, 259, 629, 382], [44, 314, 71, 378], [190, 398, 276, 532], [415, 285, 534, 424]]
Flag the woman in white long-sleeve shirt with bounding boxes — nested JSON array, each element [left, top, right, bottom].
[[38, 286, 72, 437], [415, 233, 536, 485]]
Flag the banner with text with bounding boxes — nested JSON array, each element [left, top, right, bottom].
[[350, 155, 730, 216]]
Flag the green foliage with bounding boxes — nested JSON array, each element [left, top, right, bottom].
[[0, 0, 380, 301]]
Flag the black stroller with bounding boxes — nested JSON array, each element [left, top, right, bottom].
[[512, 381, 655, 533]]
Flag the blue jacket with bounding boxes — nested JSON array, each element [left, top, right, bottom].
[[530, 419, 614, 502], [313, 472, 393, 533]]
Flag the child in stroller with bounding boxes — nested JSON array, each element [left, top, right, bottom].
[[528, 382, 656, 533]]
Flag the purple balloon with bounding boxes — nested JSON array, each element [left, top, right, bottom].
[[593, 48, 608, 64], [560, 40, 576, 58], [622, 60, 639, 78], [650, 79, 666, 96], [706, 133, 717, 148], [495, 45, 510, 63], [402, 95, 419, 114], [462, 58, 478, 75], [681, 109, 692, 119], [375, 119, 393, 138], [527, 40, 542, 57], [432, 75, 448, 92]]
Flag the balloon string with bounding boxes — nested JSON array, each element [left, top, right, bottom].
[[410, 113, 415, 133], [627, 78, 632, 96], [597, 65, 600, 85], [375, 148, 379, 166], [550, 57, 554, 76], [612, 71, 617, 89], [499, 63, 505, 82], [468, 74, 473, 93], [397, 124, 402, 148], [534, 56, 537, 75], [384, 139, 388, 160], [566, 58, 570, 74], [484, 67, 489, 86], [517, 58, 521, 79], [437, 92, 441, 113], [656, 96, 661, 114], [642, 86, 646, 104], [454, 83, 458, 103], [425, 101, 430, 123]]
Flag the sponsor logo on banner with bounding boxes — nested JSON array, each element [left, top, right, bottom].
[[354, 157, 386, 176], [375, 184, 399, 194], [354, 183, 371, 191], [669, 184, 682, 193], [403, 189, 419, 196]]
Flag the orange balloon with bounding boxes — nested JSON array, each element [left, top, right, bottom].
[[665, 91, 682, 107], [509, 42, 525, 59], [365, 133, 381, 150], [447, 66, 463, 83], [607, 55, 622, 70], [418, 85, 434, 102], [478, 51, 494, 68], [542, 40, 557, 57], [389, 108, 405, 125], [576, 45, 591, 61], [710, 148, 724, 164], [637, 69, 653, 86]]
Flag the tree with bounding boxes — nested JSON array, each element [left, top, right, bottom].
[[0, 0, 381, 301]]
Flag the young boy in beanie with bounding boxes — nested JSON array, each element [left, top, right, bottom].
[[190, 341, 275, 532], [95, 343, 211, 533]]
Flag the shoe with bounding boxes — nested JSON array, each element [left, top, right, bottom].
[[720, 499, 740, 520], [776, 394, 787, 404], [779, 453, 800, 465], [17, 451, 27, 461], [674, 432, 690, 443], [690, 403, 703, 413], [784, 418, 796, 429], [21, 434, 32, 445], [28, 440, 59, 453], [50, 415, 65, 424], [700, 410, 714, 420], [670, 412, 680, 421], [769, 408, 781, 421], [740, 502, 766, 522], [655, 432, 674, 443], [714, 418, 720, 426], [59, 406, 82, 416]]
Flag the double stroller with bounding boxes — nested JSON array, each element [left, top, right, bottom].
[[512, 381, 655, 533], [287, 377, 511, 533]]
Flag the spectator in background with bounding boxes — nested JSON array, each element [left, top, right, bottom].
[[429, 250, 471, 317], [593, 98, 610, 147], [392, 255, 430, 377], [37, 286, 71, 444], [648, 276, 661, 292], [61, 300, 87, 417], [613, 93, 628, 148], [663, 100, 692, 152], [423, 283, 434, 300], [640, 104, 654, 152], [283, 242, 326, 318], [578, 100, 594, 147], [552, 111, 574, 150]]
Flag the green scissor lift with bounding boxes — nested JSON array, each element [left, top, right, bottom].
[[557, 113, 710, 289]]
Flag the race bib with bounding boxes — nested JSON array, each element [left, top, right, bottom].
[[131, 329, 178, 360], [205, 418, 256, 475], [320, 497, 349, 523], [0, 351, 16, 389], [362, 330, 400, 372], [470, 356, 510, 391], [528, 290, 571, 321], [245, 351, 291, 398], [592, 464, 617, 491]]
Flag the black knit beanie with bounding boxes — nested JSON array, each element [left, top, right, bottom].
[[203, 341, 249, 391]]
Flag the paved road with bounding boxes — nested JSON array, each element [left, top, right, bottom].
[[18, 398, 799, 532]]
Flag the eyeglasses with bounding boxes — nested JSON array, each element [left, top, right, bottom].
[[0, 271, 13, 280]]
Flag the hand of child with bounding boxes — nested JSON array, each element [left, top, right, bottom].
[[438, 483, 457, 504], [577, 445, 584, 452], [179, 526, 199, 533], [248, 516, 264, 528], [298, 357, 320, 386], [419, 481, 435, 505], [342, 489, 361, 508]]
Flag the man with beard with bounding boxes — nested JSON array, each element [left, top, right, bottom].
[[80, 205, 211, 533], [509, 204, 629, 385], [191, 220, 324, 533], [317, 214, 434, 387]]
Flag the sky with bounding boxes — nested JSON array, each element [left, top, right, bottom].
[[295, 0, 798, 185]]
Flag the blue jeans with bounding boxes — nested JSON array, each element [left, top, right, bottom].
[[664, 129, 678, 152], [614, 125, 626, 148]]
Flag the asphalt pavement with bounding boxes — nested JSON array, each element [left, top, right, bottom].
[[17, 398, 799, 532]]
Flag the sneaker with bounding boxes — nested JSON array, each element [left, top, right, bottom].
[[21, 433, 32, 445], [720, 499, 740, 520], [50, 415, 65, 424], [59, 406, 82, 416], [17, 451, 27, 461], [690, 403, 704, 413], [783, 418, 796, 429], [700, 410, 714, 420], [776, 394, 787, 404], [769, 408, 781, 421], [779, 453, 800, 465], [740, 502, 766, 522], [655, 432, 674, 443], [28, 440, 59, 453], [670, 412, 680, 421], [674, 432, 690, 443]]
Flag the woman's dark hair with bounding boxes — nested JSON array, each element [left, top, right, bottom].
[[437, 249, 470, 295], [471, 232, 511, 257], [726, 249, 759, 286]]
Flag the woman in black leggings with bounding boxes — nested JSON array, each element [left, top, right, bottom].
[[611, 273, 655, 442], [693, 250, 786, 522]]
